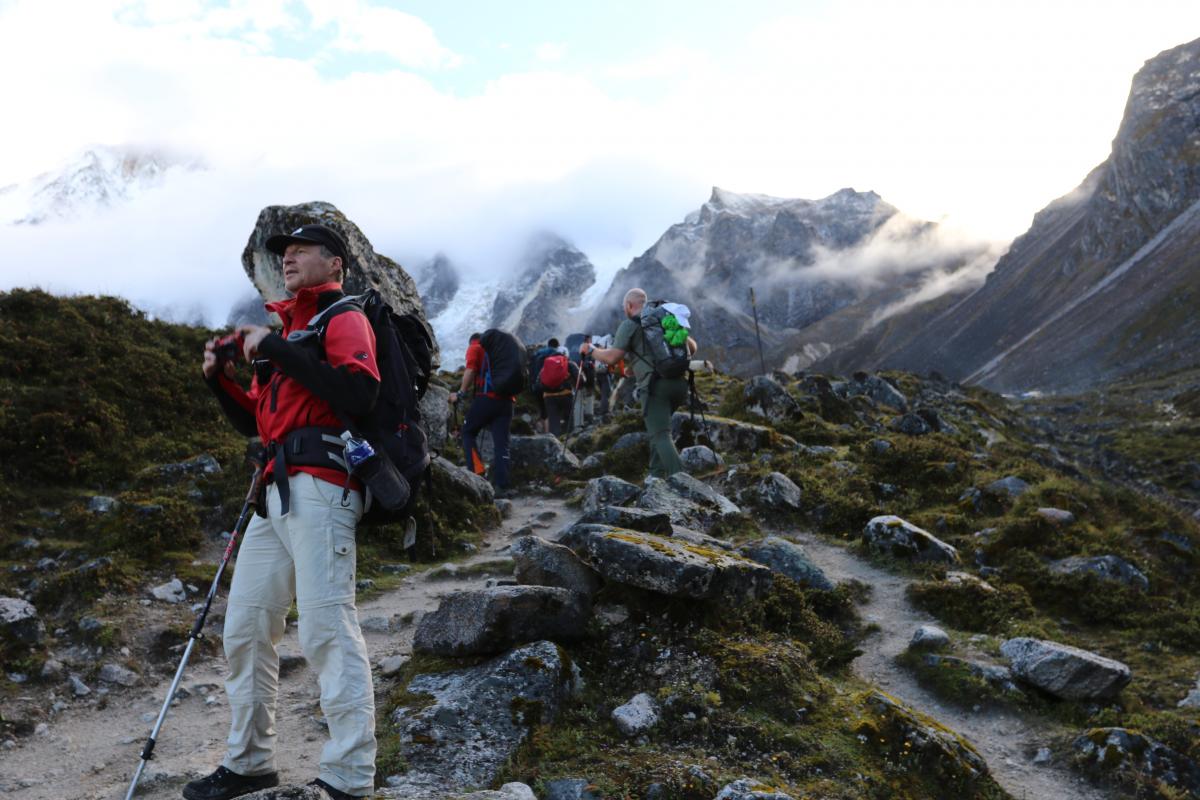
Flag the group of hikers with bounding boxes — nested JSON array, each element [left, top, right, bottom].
[[185, 223, 698, 800]]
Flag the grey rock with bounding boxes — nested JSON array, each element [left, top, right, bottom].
[[144, 454, 221, 483], [1178, 676, 1200, 708], [915, 407, 955, 434], [611, 692, 659, 737], [909, 625, 951, 652], [1048, 555, 1149, 592], [98, 663, 139, 687], [241, 201, 438, 365], [1074, 728, 1200, 796], [69, 675, 91, 697], [360, 616, 392, 634], [511, 536, 603, 597], [581, 476, 640, 515], [750, 472, 803, 512], [611, 432, 649, 452], [738, 536, 832, 590], [494, 499, 514, 519], [499, 783, 537, 800], [1033, 747, 1053, 765], [1000, 637, 1131, 700], [150, 578, 187, 603], [543, 779, 602, 800], [579, 505, 672, 535], [0, 597, 44, 646], [919, 654, 1022, 695], [580, 453, 604, 472], [670, 527, 735, 551], [636, 473, 740, 530], [869, 438, 894, 455], [679, 445, 723, 474], [1035, 507, 1075, 525], [413, 586, 589, 656], [87, 495, 119, 514], [863, 691, 990, 784], [387, 641, 573, 793], [715, 779, 795, 800], [497, 435, 581, 481], [418, 385, 451, 452], [985, 476, 1030, 498], [743, 375, 802, 423], [432, 456, 495, 505], [40, 659, 64, 680], [379, 654, 409, 677], [578, 527, 771, 602], [889, 413, 931, 436], [846, 374, 907, 411], [671, 412, 797, 453], [862, 516, 959, 564]]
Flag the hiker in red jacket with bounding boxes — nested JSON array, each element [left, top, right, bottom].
[[197, 224, 376, 800]]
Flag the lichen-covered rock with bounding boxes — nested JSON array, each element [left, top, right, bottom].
[[1035, 507, 1076, 526], [511, 536, 603, 598], [909, 625, 950, 652], [1073, 728, 1200, 796], [862, 516, 959, 564], [918, 654, 1022, 696], [749, 472, 803, 512], [611, 692, 660, 737], [413, 587, 589, 656], [714, 779, 794, 800], [432, 456, 494, 505], [671, 412, 797, 453], [1047, 555, 1149, 592], [738, 536, 833, 590], [743, 375, 802, 423], [985, 476, 1030, 498], [679, 445, 723, 474], [241, 201, 438, 364], [860, 691, 990, 789], [581, 476, 641, 515], [385, 641, 574, 794], [0, 597, 44, 648], [1000, 637, 1131, 700], [578, 528, 772, 602], [579, 505, 673, 535], [845, 373, 908, 411], [670, 527, 735, 551], [636, 473, 740, 530]]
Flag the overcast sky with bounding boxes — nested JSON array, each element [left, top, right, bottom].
[[0, 0, 1197, 325]]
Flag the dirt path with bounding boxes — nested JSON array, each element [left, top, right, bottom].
[[0, 495, 568, 800], [789, 531, 1115, 800]]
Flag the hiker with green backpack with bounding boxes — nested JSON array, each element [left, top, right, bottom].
[[590, 287, 697, 477]]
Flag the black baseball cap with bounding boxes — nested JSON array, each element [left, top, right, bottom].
[[265, 224, 349, 264]]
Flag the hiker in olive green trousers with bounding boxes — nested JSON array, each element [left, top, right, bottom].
[[589, 288, 696, 477]]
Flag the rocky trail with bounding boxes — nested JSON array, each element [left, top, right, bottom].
[[0, 495, 569, 800], [789, 530, 1115, 800]]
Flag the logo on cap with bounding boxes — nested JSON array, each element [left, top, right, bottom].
[[293, 227, 304, 235]]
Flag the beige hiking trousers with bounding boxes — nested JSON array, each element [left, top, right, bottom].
[[220, 472, 375, 796]]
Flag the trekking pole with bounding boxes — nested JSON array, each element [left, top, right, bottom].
[[749, 287, 767, 376], [123, 459, 265, 800]]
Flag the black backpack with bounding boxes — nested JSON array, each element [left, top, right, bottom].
[[479, 329, 527, 396], [308, 290, 433, 521], [638, 301, 690, 380]]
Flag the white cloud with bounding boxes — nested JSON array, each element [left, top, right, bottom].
[[535, 42, 567, 63], [305, 0, 461, 68]]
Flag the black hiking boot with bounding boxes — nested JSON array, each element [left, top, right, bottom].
[[182, 766, 278, 800], [308, 778, 365, 799]]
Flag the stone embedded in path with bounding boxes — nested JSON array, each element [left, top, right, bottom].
[[511, 536, 603, 598], [1000, 637, 1132, 700], [611, 692, 660, 737], [909, 625, 950, 652], [384, 641, 575, 795], [1073, 728, 1200, 796], [581, 475, 641, 515], [98, 663, 139, 687], [432, 456, 494, 505], [738, 536, 833, 590], [575, 527, 772, 602], [150, 578, 187, 603], [413, 586, 589, 657], [1047, 554, 1149, 592], [862, 516, 959, 564]]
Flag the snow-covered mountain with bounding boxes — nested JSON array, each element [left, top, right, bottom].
[[0, 146, 205, 225]]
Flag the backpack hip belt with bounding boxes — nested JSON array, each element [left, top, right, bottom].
[[265, 426, 349, 516]]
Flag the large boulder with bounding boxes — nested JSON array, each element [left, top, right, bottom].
[[748, 472, 803, 513], [386, 641, 576, 793], [419, 385, 452, 453], [413, 587, 590, 656], [574, 527, 772, 602], [581, 476, 641, 515], [241, 201, 437, 364], [510, 536, 603, 598], [578, 505, 673, 535], [743, 376, 802, 423], [679, 445, 723, 474], [431, 456, 494, 505], [671, 413, 797, 454], [1073, 728, 1200, 797], [0, 597, 44, 648], [862, 516, 959, 564], [845, 373, 908, 411], [738, 537, 833, 590], [636, 473, 741, 530], [1000, 637, 1132, 700], [481, 434, 580, 483], [1048, 555, 1149, 592]]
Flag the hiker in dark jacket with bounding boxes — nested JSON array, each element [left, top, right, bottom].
[[198, 224, 376, 800], [590, 288, 696, 477], [451, 332, 514, 496], [529, 339, 559, 434]]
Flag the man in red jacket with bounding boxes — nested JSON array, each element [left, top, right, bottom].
[[192, 224, 376, 800]]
